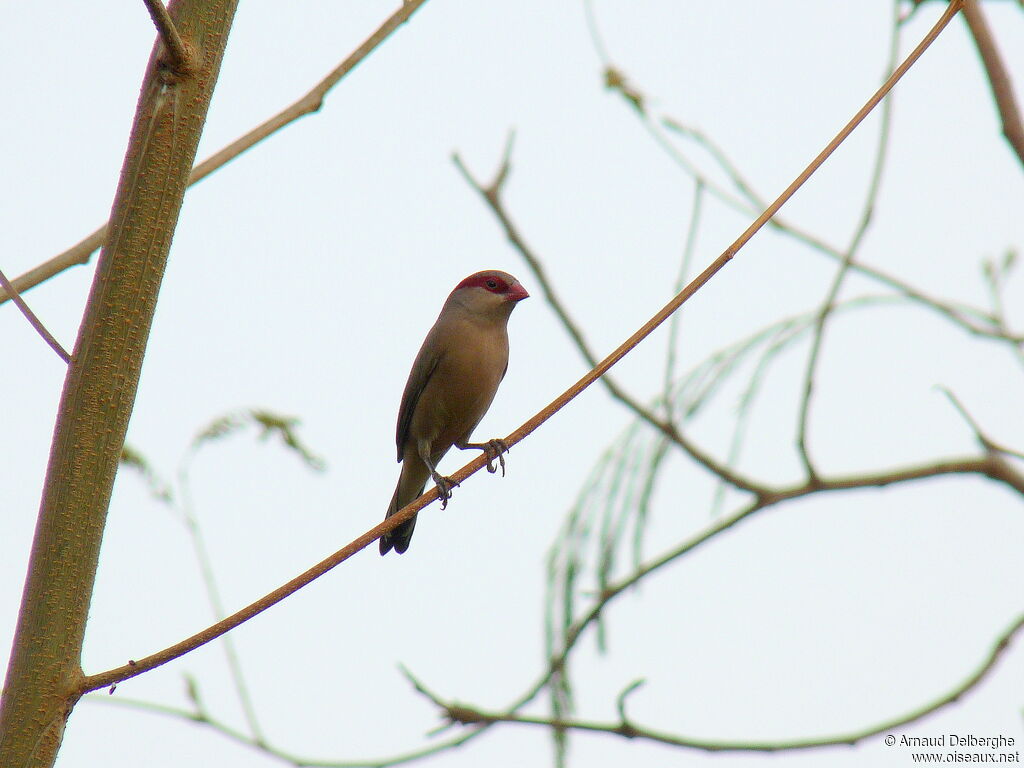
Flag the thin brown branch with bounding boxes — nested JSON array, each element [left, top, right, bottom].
[[430, 612, 1024, 752], [0, 267, 70, 363], [961, 0, 1024, 168], [78, 0, 964, 697], [142, 0, 194, 77], [0, 0, 432, 307], [78, 484, 446, 693]]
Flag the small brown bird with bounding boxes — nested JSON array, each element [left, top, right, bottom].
[[379, 270, 529, 555]]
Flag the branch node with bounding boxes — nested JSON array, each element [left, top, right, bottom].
[[143, 0, 195, 78], [937, 386, 1023, 459]]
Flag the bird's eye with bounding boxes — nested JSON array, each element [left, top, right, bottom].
[[486, 279, 498, 289]]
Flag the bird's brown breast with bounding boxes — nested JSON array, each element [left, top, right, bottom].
[[410, 324, 509, 459]]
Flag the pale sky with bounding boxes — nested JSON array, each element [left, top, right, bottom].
[[2, 2, 1023, 767]]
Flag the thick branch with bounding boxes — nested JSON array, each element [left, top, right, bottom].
[[0, 2, 239, 766], [961, 0, 1024, 168]]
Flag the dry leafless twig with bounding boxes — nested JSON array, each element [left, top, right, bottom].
[[416, 611, 1024, 753], [0, 267, 70, 362], [0, 0, 432, 306]]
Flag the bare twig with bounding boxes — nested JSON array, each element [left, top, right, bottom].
[[426, 612, 1024, 752], [0, 267, 70, 363], [89, 693, 484, 768], [177, 469, 266, 744], [940, 387, 1024, 461], [142, 0, 194, 76], [961, 0, 1024, 168], [795, 0, 901, 480], [0, 0, 432, 306], [522, 449, 1024, 726]]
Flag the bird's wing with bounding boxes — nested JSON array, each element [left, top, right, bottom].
[[395, 343, 444, 462]]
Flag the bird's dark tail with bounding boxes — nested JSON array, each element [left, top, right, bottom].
[[379, 464, 428, 555]]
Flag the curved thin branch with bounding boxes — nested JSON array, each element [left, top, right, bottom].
[[427, 612, 1024, 752], [796, 0, 902, 479], [88, 694, 484, 768], [0, 0, 432, 306]]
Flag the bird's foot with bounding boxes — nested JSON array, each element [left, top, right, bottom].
[[432, 473, 459, 509], [480, 439, 508, 476], [457, 438, 510, 475]]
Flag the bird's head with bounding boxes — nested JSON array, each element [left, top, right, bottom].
[[448, 270, 529, 321]]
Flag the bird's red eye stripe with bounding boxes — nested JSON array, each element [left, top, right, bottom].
[[456, 274, 507, 292]]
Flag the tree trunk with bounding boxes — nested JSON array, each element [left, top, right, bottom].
[[0, 2, 238, 765]]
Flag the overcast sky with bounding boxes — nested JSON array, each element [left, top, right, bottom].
[[3, 2, 1023, 767]]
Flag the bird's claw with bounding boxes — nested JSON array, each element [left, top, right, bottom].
[[483, 439, 508, 476], [433, 474, 459, 509]]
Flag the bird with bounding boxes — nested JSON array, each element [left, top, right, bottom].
[[379, 270, 529, 555]]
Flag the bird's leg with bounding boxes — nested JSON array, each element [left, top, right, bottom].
[[419, 444, 458, 509], [456, 438, 509, 476]]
